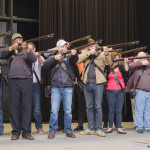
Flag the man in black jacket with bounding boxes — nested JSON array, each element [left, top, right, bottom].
[[1, 33, 37, 140], [43, 39, 78, 139]]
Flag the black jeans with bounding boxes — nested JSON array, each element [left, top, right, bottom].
[[102, 92, 108, 127], [77, 93, 86, 126], [8, 78, 33, 137]]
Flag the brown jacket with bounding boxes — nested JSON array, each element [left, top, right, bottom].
[[77, 51, 112, 84]]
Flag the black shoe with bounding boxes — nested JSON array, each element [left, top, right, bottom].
[[103, 125, 108, 129], [0, 130, 4, 135], [137, 129, 143, 134], [56, 127, 64, 131], [74, 126, 84, 131], [105, 130, 112, 134], [117, 130, 126, 134]]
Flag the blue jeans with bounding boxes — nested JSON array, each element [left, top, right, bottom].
[[106, 89, 125, 128], [83, 83, 104, 131], [135, 89, 150, 130], [49, 87, 73, 134], [33, 83, 42, 129], [0, 83, 3, 131]]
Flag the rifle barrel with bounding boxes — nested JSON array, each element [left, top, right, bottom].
[[119, 46, 147, 55], [0, 31, 11, 38], [25, 33, 54, 43], [68, 35, 91, 45], [116, 55, 150, 61], [105, 41, 139, 48]]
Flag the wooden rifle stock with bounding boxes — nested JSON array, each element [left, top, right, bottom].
[[0, 31, 11, 38], [119, 47, 147, 55]]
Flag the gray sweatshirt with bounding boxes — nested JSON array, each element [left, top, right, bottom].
[[1, 48, 37, 78]]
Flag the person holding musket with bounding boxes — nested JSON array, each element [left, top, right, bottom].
[[79, 39, 112, 137], [1, 33, 37, 140], [43, 39, 78, 139], [105, 52, 129, 134], [128, 51, 150, 133], [28, 42, 45, 134]]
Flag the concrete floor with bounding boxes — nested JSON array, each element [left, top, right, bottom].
[[0, 123, 150, 150]]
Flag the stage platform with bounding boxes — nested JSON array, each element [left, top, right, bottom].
[[0, 122, 150, 150]]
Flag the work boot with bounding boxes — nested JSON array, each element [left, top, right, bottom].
[[79, 129, 95, 135]]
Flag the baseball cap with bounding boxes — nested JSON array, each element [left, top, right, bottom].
[[56, 40, 68, 47], [12, 33, 23, 41]]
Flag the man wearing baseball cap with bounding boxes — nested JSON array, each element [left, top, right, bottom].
[[1, 33, 37, 140], [43, 39, 78, 139]]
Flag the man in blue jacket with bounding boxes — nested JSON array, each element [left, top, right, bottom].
[[43, 39, 78, 139]]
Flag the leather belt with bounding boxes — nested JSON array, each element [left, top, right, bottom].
[[136, 88, 150, 92], [86, 81, 95, 84]]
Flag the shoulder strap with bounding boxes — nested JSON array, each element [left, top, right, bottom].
[[82, 52, 101, 79], [60, 62, 73, 81], [33, 69, 41, 85], [111, 69, 124, 93], [51, 64, 60, 79], [92, 62, 104, 74], [135, 67, 146, 89]]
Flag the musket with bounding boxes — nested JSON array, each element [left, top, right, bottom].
[[38, 39, 102, 55], [103, 41, 139, 48], [0, 45, 7, 49], [114, 55, 150, 61], [0, 31, 11, 38], [65, 41, 100, 54], [68, 35, 91, 45], [119, 46, 147, 55], [18, 33, 54, 46], [38, 49, 57, 54]]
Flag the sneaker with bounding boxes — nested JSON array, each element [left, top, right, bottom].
[[95, 130, 106, 137], [137, 129, 143, 134], [37, 128, 44, 134], [74, 126, 84, 131], [79, 129, 95, 135]]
